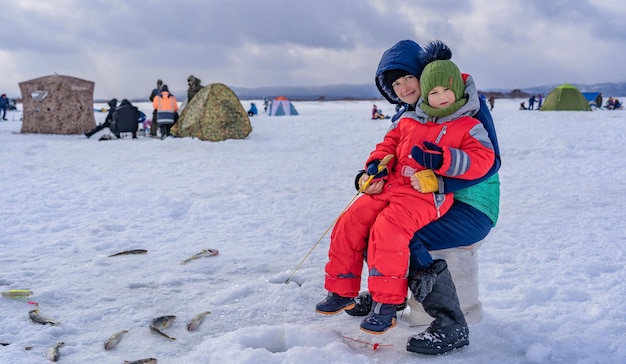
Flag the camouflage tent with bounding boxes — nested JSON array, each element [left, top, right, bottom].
[[171, 83, 251, 141], [19, 75, 96, 134]]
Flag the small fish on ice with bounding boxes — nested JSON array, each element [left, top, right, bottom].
[[187, 311, 211, 331], [123, 358, 157, 364], [29, 309, 59, 325], [104, 329, 128, 350], [109, 249, 148, 257], [46, 341, 64, 362], [150, 315, 176, 340], [181, 249, 219, 265]]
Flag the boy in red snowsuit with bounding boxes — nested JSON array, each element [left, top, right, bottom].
[[316, 59, 495, 334]]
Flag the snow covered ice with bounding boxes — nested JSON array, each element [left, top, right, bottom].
[[0, 99, 625, 363]]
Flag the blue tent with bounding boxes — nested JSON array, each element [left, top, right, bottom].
[[268, 96, 299, 116], [581, 92, 600, 107], [581, 92, 599, 101]]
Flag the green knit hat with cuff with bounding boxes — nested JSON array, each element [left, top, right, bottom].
[[419, 60, 467, 117]]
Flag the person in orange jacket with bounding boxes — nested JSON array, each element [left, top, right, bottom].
[[316, 56, 495, 335], [152, 84, 179, 139]]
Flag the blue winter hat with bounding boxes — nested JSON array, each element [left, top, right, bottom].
[[375, 40, 432, 104]]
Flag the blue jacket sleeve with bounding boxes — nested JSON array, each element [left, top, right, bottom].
[[439, 97, 501, 193]]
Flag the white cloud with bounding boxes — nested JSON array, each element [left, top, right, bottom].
[[0, 0, 623, 99]]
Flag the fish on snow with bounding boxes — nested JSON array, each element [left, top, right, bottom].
[[104, 329, 128, 350], [29, 309, 59, 325], [150, 315, 176, 341], [123, 358, 157, 364], [46, 341, 64, 362], [187, 311, 211, 331], [181, 248, 219, 265]]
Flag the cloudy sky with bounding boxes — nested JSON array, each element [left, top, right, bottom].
[[1, 0, 624, 100]]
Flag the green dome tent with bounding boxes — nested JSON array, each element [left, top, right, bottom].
[[171, 83, 252, 141], [541, 84, 591, 111]]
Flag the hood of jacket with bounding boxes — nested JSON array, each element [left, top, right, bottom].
[[375, 40, 428, 105], [188, 75, 201, 87]]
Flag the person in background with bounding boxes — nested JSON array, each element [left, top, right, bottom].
[[187, 75, 203, 102], [528, 95, 536, 110], [149, 79, 163, 137], [84, 98, 117, 138], [371, 105, 389, 119], [536, 94, 543, 110], [595, 93, 603, 109], [153, 85, 179, 139], [0, 94, 8, 120], [111, 99, 141, 139], [247, 102, 258, 116], [488, 95, 495, 111]]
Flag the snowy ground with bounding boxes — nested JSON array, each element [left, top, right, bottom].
[[0, 98, 625, 363]]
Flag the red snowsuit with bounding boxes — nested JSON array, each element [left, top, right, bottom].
[[324, 113, 495, 304]]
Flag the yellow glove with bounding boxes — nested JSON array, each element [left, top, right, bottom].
[[414, 169, 439, 193]]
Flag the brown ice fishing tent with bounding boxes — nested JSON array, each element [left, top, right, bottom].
[[171, 83, 252, 141], [19, 74, 96, 134]]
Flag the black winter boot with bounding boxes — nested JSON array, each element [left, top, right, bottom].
[[315, 292, 355, 315], [346, 291, 408, 317], [360, 301, 397, 334], [345, 291, 373, 317], [406, 260, 469, 355]]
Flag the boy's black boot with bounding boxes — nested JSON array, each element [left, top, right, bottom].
[[346, 291, 407, 317], [406, 260, 469, 355], [315, 292, 355, 315], [345, 291, 373, 317], [359, 301, 397, 334]]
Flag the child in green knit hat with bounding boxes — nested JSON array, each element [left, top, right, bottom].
[[419, 59, 467, 118]]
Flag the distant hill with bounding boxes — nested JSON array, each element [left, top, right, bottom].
[[94, 81, 626, 103], [231, 84, 381, 101], [481, 82, 626, 100], [230, 82, 626, 101]]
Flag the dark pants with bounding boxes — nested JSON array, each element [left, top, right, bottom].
[[159, 124, 173, 138], [409, 201, 493, 270], [85, 121, 111, 138], [151, 110, 158, 136]]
